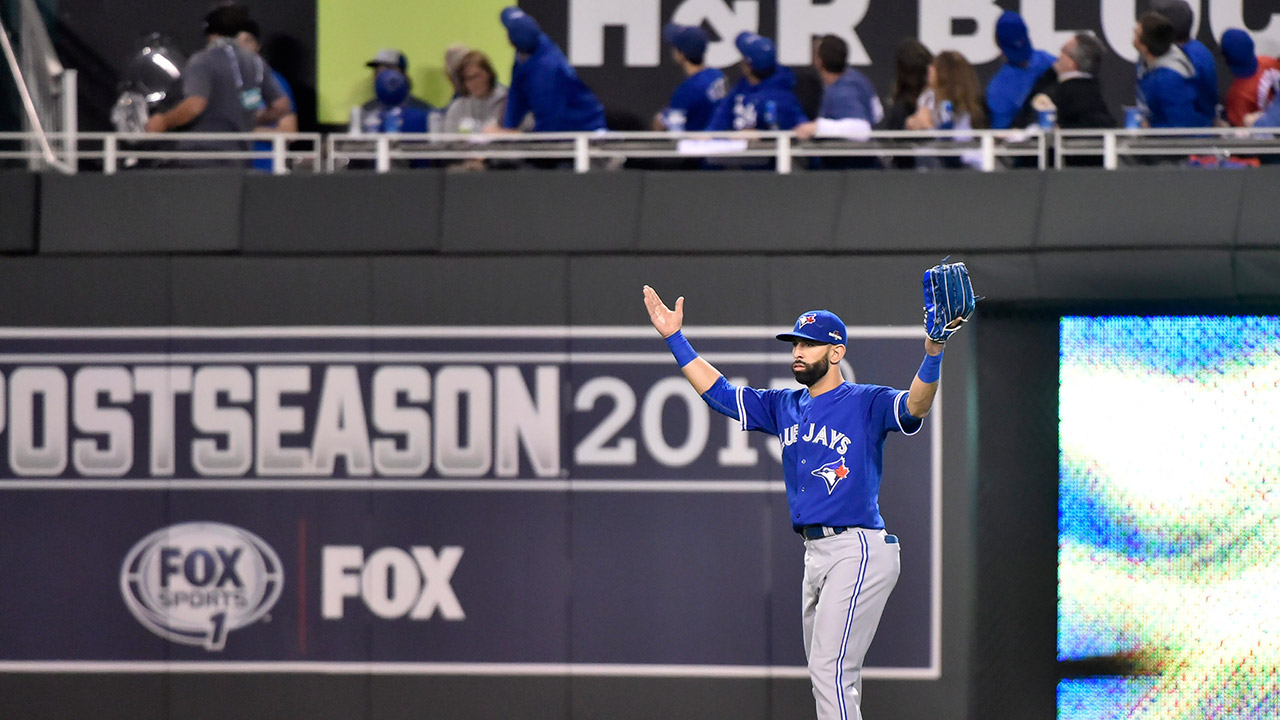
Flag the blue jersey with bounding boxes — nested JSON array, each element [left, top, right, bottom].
[[503, 35, 607, 132], [706, 68, 808, 131], [701, 377, 921, 530], [1137, 47, 1205, 128], [1182, 40, 1220, 126], [985, 50, 1056, 129], [663, 67, 726, 131]]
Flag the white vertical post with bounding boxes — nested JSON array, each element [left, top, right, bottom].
[[980, 133, 996, 172], [375, 135, 390, 173], [1054, 129, 1063, 170], [104, 134, 117, 175], [61, 69, 77, 173], [1103, 132, 1118, 170], [574, 135, 590, 173], [776, 133, 792, 175], [271, 134, 287, 175], [325, 134, 336, 173]]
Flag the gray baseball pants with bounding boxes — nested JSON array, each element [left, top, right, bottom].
[[802, 528, 901, 720]]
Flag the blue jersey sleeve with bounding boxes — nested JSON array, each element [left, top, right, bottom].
[[776, 94, 809, 130], [870, 385, 922, 435], [700, 376, 782, 435], [502, 64, 530, 129]]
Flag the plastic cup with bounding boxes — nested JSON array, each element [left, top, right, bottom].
[[1123, 106, 1144, 129]]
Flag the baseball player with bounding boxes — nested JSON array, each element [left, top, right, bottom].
[[642, 284, 957, 720]]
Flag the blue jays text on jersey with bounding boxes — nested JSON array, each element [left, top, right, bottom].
[[700, 377, 922, 531]]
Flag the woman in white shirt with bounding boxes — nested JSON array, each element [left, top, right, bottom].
[[442, 51, 509, 134], [906, 50, 987, 169]]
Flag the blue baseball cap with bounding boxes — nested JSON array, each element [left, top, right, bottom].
[[663, 23, 708, 64], [995, 11, 1032, 65], [1221, 29, 1258, 78], [777, 310, 847, 346], [735, 31, 777, 73]]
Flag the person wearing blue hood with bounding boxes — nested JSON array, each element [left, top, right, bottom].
[[985, 11, 1057, 129], [706, 31, 808, 131], [655, 23, 726, 132], [1133, 11, 1203, 128], [488, 6, 606, 133], [1151, 0, 1217, 126]]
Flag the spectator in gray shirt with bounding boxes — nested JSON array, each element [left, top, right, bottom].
[[442, 51, 509, 134], [146, 2, 290, 164]]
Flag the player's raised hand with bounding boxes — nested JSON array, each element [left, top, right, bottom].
[[642, 285, 684, 338]]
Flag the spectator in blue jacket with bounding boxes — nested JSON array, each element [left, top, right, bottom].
[[654, 24, 726, 132], [986, 11, 1057, 129], [1152, 0, 1218, 126], [706, 32, 808, 131], [795, 34, 883, 138], [1134, 11, 1204, 128], [794, 35, 883, 169], [489, 6, 606, 133]]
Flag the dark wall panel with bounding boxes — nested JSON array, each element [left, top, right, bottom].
[[1233, 168, 1280, 248], [40, 172, 243, 253], [567, 256, 773, 325], [0, 257, 170, 325], [1034, 250, 1236, 301], [170, 257, 372, 325], [764, 254, 947, 327], [242, 173, 442, 253], [1234, 250, 1280, 300], [637, 172, 842, 252], [971, 311, 1058, 720], [967, 253, 1039, 302], [166, 675, 368, 720], [1038, 169, 1243, 249], [0, 674, 167, 720], [442, 173, 641, 252], [837, 172, 1042, 252], [0, 171, 36, 252], [370, 256, 569, 325]]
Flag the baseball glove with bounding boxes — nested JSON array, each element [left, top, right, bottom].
[[922, 257, 978, 343]]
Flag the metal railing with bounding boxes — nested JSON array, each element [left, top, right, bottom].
[[0, 0, 76, 173], [0, 132, 324, 174], [325, 129, 1051, 174], [1054, 126, 1280, 169], [1, 127, 1279, 174]]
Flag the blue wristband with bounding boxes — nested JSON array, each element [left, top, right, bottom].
[[917, 352, 943, 384], [665, 330, 698, 367]]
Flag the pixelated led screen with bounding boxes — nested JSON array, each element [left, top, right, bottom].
[[1058, 316, 1280, 719]]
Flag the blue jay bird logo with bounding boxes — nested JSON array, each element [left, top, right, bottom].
[[798, 314, 817, 328], [811, 458, 850, 494]]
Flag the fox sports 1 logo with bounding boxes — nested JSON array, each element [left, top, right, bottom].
[[120, 522, 284, 650]]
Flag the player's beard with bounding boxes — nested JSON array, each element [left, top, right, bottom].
[[792, 357, 830, 387]]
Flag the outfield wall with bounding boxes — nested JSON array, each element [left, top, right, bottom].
[[0, 166, 1275, 720]]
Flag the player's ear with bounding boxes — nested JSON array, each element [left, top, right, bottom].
[[829, 344, 846, 362]]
